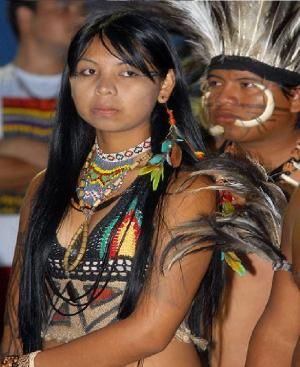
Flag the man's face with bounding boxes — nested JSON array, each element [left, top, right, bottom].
[[205, 69, 298, 143], [30, 0, 85, 55]]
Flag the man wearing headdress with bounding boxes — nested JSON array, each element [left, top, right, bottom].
[[165, 1, 300, 366]]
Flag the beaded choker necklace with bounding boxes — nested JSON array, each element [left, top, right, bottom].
[[64, 137, 151, 273], [96, 137, 151, 162], [77, 137, 151, 208]]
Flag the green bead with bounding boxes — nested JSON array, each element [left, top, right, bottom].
[[161, 139, 172, 153]]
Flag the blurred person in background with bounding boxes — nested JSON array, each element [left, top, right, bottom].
[[0, 0, 86, 338]]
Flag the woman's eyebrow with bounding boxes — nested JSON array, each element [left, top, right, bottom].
[[78, 59, 135, 67], [77, 57, 98, 65]]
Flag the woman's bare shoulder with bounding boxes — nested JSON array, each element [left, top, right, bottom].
[[27, 169, 45, 194], [164, 169, 215, 225], [22, 169, 45, 202], [19, 169, 46, 230]]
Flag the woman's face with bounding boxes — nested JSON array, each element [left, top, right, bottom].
[[205, 69, 298, 143], [70, 37, 171, 143]]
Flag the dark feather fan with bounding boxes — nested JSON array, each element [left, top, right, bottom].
[[162, 154, 289, 272]]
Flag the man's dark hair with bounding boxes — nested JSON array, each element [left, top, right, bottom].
[[7, 0, 37, 38]]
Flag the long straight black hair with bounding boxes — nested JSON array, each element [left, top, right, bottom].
[[19, 10, 216, 352]]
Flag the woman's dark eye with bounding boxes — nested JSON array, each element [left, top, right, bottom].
[[120, 70, 139, 77], [81, 68, 96, 76]]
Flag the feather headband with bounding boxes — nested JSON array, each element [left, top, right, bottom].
[[165, 0, 300, 86]]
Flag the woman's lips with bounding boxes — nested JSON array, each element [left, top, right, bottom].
[[91, 106, 118, 117]]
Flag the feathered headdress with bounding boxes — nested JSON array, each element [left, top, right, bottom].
[[164, 1, 300, 132], [165, 0, 300, 86]]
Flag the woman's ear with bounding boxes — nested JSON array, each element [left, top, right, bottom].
[[290, 87, 300, 113], [157, 69, 176, 104]]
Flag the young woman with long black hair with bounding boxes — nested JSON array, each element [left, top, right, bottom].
[[0, 10, 287, 367]]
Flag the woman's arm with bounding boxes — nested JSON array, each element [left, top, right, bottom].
[[33, 174, 215, 367], [0, 172, 45, 357], [245, 188, 300, 366], [0, 230, 24, 357]]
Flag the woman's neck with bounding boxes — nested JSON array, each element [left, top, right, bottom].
[[96, 129, 151, 154]]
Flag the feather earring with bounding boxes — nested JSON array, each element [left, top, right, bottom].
[[164, 104, 205, 166], [139, 103, 204, 190], [164, 105, 183, 168], [139, 104, 183, 190]]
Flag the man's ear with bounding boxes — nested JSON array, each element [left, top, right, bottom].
[[157, 69, 176, 104], [16, 6, 35, 36], [290, 87, 300, 113]]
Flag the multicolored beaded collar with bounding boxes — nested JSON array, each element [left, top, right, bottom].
[[77, 137, 151, 209], [64, 137, 152, 273]]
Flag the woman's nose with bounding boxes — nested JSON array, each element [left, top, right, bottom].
[[95, 75, 117, 96]]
